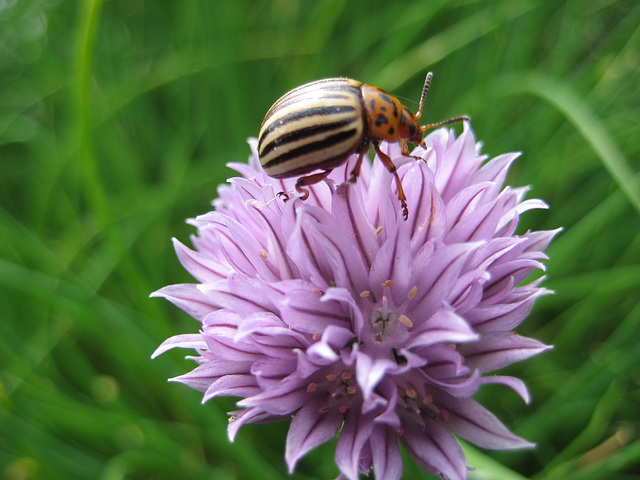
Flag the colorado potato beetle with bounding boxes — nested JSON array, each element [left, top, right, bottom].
[[257, 73, 468, 220]]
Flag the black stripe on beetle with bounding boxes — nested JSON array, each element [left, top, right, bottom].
[[260, 117, 358, 158], [262, 128, 359, 170], [259, 105, 358, 150]]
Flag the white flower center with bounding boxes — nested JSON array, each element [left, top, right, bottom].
[[369, 296, 399, 342]]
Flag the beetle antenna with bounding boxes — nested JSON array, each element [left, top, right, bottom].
[[421, 115, 470, 132], [414, 72, 433, 120]]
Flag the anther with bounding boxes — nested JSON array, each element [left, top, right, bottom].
[[399, 315, 413, 328], [340, 371, 352, 381], [382, 279, 395, 288], [326, 374, 337, 382], [307, 383, 317, 393], [407, 286, 418, 300], [360, 290, 370, 298], [339, 403, 351, 413], [259, 250, 268, 260], [346, 385, 357, 395], [376, 226, 384, 235]]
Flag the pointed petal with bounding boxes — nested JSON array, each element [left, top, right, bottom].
[[333, 181, 379, 270], [370, 426, 403, 480], [369, 225, 412, 305], [400, 413, 467, 480], [273, 283, 351, 335], [407, 307, 479, 349], [151, 334, 206, 358], [335, 411, 376, 480], [433, 393, 535, 449], [481, 375, 531, 404], [285, 398, 343, 472], [151, 283, 218, 322], [460, 332, 552, 373], [172, 238, 229, 282]]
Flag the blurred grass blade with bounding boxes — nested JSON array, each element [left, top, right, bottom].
[[508, 73, 640, 216]]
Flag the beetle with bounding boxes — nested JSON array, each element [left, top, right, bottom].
[[257, 72, 468, 220]]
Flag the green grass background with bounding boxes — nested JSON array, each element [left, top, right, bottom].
[[1, 1, 639, 479]]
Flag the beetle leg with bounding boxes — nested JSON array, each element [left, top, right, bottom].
[[295, 169, 333, 200], [372, 142, 409, 220], [347, 144, 370, 184], [400, 140, 411, 156]]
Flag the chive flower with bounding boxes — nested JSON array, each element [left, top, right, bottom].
[[153, 123, 558, 480]]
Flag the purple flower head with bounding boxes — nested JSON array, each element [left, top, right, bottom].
[[153, 123, 559, 480]]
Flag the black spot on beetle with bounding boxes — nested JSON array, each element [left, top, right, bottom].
[[375, 113, 388, 127], [408, 123, 416, 137], [379, 93, 398, 117], [388, 127, 394, 135], [369, 99, 376, 110]]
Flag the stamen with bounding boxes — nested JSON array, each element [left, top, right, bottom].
[[326, 374, 337, 382], [307, 382, 317, 393], [382, 279, 395, 288], [376, 226, 384, 235], [319, 404, 332, 413], [423, 394, 433, 405], [259, 250, 268, 260], [312, 333, 320, 340], [405, 388, 417, 399], [399, 314, 413, 328], [360, 290, 371, 298], [340, 371, 352, 381], [346, 385, 357, 395], [407, 286, 418, 300], [339, 403, 350, 413]]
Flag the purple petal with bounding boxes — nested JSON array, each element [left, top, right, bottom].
[[285, 397, 343, 472], [238, 376, 311, 416], [369, 225, 412, 305], [460, 331, 552, 372], [172, 238, 230, 282], [355, 353, 396, 412], [370, 426, 403, 480], [481, 375, 531, 404], [151, 333, 206, 359], [400, 412, 467, 480], [335, 411, 376, 480], [471, 152, 520, 188], [198, 275, 276, 317], [407, 307, 479, 349], [409, 241, 481, 322], [171, 358, 255, 394], [305, 324, 356, 364], [150, 283, 218, 322], [332, 181, 379, 270], [227, 407, 272, 441], [433, 392, 534, 450], [272, 282, 351, 335]]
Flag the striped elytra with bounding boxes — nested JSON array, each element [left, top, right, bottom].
[[257, 74, 469, 220]]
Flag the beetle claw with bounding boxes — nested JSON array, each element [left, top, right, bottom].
[[276, 191, 290, 202]]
